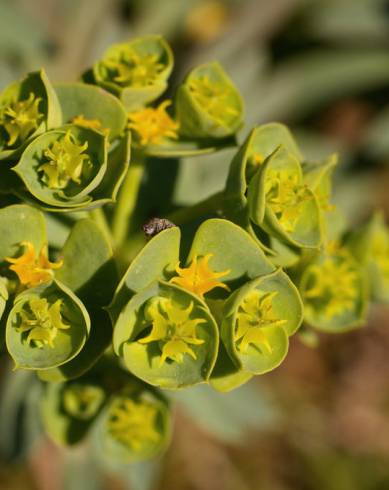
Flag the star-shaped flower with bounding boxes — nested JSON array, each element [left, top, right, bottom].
[[139, 298, 205, 366], [170, 254, 230, 298], [6, 241, 62, 288]]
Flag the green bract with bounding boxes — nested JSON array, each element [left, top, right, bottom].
[[299, 243, 368, 332], [54, 82, 128, 141], [93, 35, 173, 111], [97, 386, 170, 463], [113, 281, 219, 389], [222, 269, 303, 375], [41, 379, 106, 446], [6, 280, 90, 370], [0, 70, 62, 160], [175, 62, 244, 139], [348, 212, 389, 303], [13, 124, 108, 211]]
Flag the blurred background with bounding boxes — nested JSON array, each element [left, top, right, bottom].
[[2, 0, 389, 488]]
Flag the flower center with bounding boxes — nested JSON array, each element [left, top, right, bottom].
[[104, 50, 164, 87], [303, 245, 358, 319], [139, 298, 205, 365], [235, 290, 286, 354], [128, 100, 179, 146], [108, 397, 159, 450], [0, 93, 43, 147], [265, 169, 311, 233], [39, 131, 92, 190], [16, 297, 69, 348], [188, 75, 238, 124]]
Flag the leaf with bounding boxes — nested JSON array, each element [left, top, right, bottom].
[[0, 204, 46, 262], [55, 82, 127, 141]]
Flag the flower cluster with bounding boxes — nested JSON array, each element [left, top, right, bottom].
[[0, 34, 385, 462]]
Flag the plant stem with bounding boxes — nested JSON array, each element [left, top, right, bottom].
[[166, 190, 224, 225], [112, 156, 145, 248]]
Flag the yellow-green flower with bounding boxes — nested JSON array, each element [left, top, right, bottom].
[[235, 290, 286, 354], [303, 244, 358, 318], [72, 114, 110, 136], [39, 131, 92, 189], [128, 100, 179, 146], [108, 397, 159, 450], [139, 298, 205, 366], [63, 384, 105, 420], [6, 241, 62, 288], [265, 169, 311, 233], [16, 297, 69, 348], [170, 254, 230, 298], [104, 49, 164, 88], [0, 92, 43, 147], [188, 75, 238, 124]]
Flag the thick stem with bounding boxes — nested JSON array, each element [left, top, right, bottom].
[[112, 156, 145, 248]]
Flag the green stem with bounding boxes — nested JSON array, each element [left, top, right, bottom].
[[112, 156, 145, 248], [89, 208, 112, 247], [166, 190, 224, 225]]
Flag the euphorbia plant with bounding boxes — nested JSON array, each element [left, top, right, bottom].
[[0, 34, 384, 463]]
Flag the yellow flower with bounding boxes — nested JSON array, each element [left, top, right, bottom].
[[63, 384, 105, 420], [170, 254, 230, 298], [188, 75, 238, 124], [235, 290, 286, 354], [1, 92, 43, 147], [265, 169, 311, 233], [17, 297, 69, 348], [303, 246, 358, 318], [128, 100, 179, 146], [105, 50, 164, 87], [39, 131, 91, 189], [72, 114, 110, 136], [6, 241, 62, 288], [185, 1, 229, 43], [139, 298, 205, 366], [108, 397, 159, 450]]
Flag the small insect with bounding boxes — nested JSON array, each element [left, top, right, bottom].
[[142, 217, 176, 239]]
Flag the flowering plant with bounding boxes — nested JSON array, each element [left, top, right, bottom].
[[0, 34, 385, 462]]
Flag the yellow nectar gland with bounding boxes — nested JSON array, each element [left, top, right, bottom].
[[105, 49, 164, 87], [6, 241, 62, 288], [63, 384, 105, 420], [188, 75, 238, 123], [303, 244, 358, 318], [108, 397, 159, 450], [1, 93, 43, 147], [139, 298, 205, 366], [16, 297, 69, 348], [265, 169, 311, 233], [128, 100, 179, 146], [235, 290, 286, 354], [39, 131, 91, 190], [72, 114, 110, 136], [170, 254, 230, 298]]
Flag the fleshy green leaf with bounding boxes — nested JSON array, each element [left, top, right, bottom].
[[55, 82, 127, 141]]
